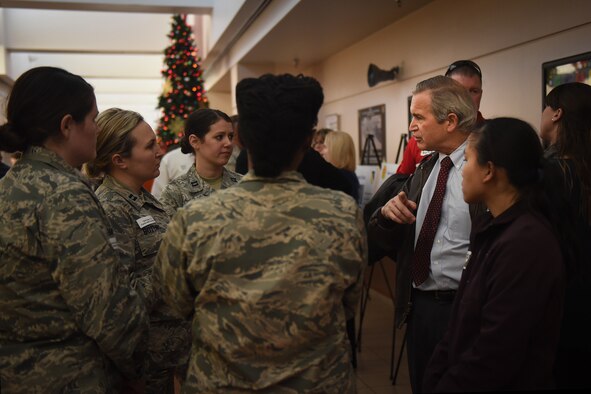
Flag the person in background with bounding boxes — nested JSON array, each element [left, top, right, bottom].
[[424, 118, 565, 391], [0, 66, 147, 392], [225, 114, 241, 172], [150, 145, 194, 200], [323, 130, 360, 204], [397, 59, 485, 175], [368, 75, 482, 393], [0, 153, 9, 178], [155, 73, 366, 393], [84, 108, 190, 393], [235, 125, 353, 196], [9, 151, 22, 166], [159, 108, 242, 217], [311, 127, 333, 153], [540, 82, 591, 389], [321, 129, 362, 368]]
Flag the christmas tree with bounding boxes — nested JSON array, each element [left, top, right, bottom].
[[156, 14, 208, 148]]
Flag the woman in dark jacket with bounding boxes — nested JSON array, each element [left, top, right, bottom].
[[540, 82, 591, 389], [423, 118, 565, 392]]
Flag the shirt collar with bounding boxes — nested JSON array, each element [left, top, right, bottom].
[[186, 164, 207, 193], [472, 199, 529, 238], [476, 111, 486, 126], [101, 174, 163, 211], [25, 146, 92, 187], [437, 138, 468, 170], [241, 170, 306, 184], [187, 165, 242, 192]]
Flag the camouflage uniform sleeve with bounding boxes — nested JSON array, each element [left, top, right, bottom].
[[343, 206, 368, 320], [101, 201, 156, 310], [43, 183, 148, 379], [153, 207, 196, 319], [159, 184, 182, 218]]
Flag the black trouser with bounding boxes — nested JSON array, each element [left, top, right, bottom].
[[406, 288, 455, 393], [555, 348, 591, 389]]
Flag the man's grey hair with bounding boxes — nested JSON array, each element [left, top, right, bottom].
[[413, 75, 476, 132]]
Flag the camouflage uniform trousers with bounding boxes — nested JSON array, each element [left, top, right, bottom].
[[144, 318, 191, 394]]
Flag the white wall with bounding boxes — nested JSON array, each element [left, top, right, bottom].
[[208, 0, 245, 50], [309, 0, 591, 163], [207, 91, 232, 116]]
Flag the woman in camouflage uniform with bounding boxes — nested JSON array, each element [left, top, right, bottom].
[[0, 67, 148, 393], [85, 108, 190, 393], [159, 108, 242, 217], [155, 74, 367, 393]]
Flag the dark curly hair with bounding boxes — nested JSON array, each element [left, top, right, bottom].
[[236, 74, 324, 177]]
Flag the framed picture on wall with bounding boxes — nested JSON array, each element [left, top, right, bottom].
[[542, 51, 591, 108], [358, 104, 386, 165], [325, 113, 340, 130]]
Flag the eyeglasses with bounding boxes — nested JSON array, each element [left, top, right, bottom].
[[445, 60, 482, 79]]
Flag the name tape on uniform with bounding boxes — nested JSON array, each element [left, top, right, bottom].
[[136, 215, 156, 229]]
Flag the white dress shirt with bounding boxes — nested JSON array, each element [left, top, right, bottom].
[[151, 148, 194, 199], [414, 140, 471, 291]]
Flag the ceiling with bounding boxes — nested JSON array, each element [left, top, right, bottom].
[[0, 0, 434, 124], [205, 0, 434, 92], [242, 0, 433, 67]]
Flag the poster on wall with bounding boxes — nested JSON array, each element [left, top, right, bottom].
[[358, 104, 386, 165], [325, 113, 340, 130], [542, 51, 591, 108], [356, 162, 399, 207], [356, 165, 380, 207]]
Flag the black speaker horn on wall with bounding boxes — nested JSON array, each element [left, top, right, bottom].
[[368, 64, 400, 87]]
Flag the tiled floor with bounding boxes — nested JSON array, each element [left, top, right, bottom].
[[355, 289, 412, 394]]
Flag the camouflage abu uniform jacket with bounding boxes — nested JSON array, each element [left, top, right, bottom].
[[159, 164, 242, 217], [0, 147, 148, 393], [155, 171, 367, 393], [95, 175, 170, 312], [95, 175, 190, 373]]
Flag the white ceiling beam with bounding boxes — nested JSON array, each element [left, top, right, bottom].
[[95, 92, 159, 105], [9, 51, 162, 79], [85, 77, 163, 94], [203, 0, 299, 91], [5, 9, 170, 52], [0, 0, 213, 14]]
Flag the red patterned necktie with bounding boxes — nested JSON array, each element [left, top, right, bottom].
[[411, 156, 453, 286]]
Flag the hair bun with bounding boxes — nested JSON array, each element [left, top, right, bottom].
[[0, 122, 27, 152], [179, 138, 192, 154]]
